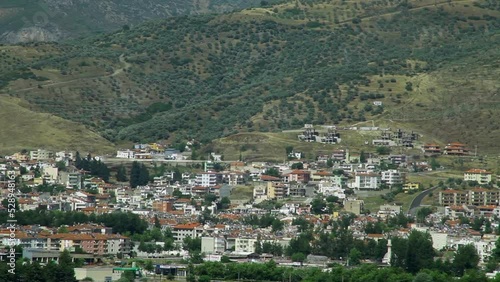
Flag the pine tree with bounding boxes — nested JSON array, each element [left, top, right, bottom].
[[116, 165, 128, 182], [138, 164, 150, 186], [130, 161, 141, 188], [75, 151, 82, 169]]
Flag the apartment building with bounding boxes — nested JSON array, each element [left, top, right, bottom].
[[172, 223, 202, 243], [381, 170, 405, 186], [439, 188, 500, 206], [195, 172, 219, 187], [353, 172, 381, 190], [464, 169, 492, 185]]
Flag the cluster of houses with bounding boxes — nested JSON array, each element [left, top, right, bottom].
[[115, 143, 192, 160], [1, 145, 499, 281], [297, 124, 341, 144]]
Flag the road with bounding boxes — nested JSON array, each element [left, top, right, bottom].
[[101, 157, 235, 165], [408, 186, 439, 215]]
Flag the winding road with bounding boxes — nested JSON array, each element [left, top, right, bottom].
[[408, 186, 439, 215]]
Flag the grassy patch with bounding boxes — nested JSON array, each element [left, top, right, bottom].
[[0, 96, 115, 154]]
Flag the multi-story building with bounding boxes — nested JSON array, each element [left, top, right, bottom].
[[464, 169, 492, 185], [195, 172, 219, 187], [235, 238, 258, 253], [331, 149, 348, 162], [443, 142, 469, 155], [283, 170, 311, 183], [267, 182, 287, 199], [439, 189, 469, 206], [152, 199, 174, 213], [29, 149, 53, 161], [172, 223, 202, 243], [201, 237, 226, 254], [344, 199, 364, 215], [439, 188, 500, 206], [381, 170, 405, 186], [58, 171, 82, 189], [422, 144, 441, 155], [353, 172, 380, 190]]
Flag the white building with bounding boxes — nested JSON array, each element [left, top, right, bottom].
[[235, 238, 258, 253], [195, 172, 218, 187], [172, 223, 202, 243], [464, 169, 492, 185], [381, 170, 404, 186], [116, 150, 135, 159], [201, 237, 226, 254], [353, 172, 380, 190]]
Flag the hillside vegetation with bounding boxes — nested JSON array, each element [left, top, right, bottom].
[[0, 0, 277, 43], [0, 96, 114, 154], [1, 0, 500, 153]]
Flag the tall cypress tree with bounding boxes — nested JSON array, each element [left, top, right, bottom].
[[116, 165, 128, 182], [138, 164, 150, 186], [130, 161, 141, 188]]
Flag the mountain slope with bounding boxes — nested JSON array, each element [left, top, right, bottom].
[[0, 0, 278, 43], [0, 96, 114, 154], [1, 0, 500, 152]]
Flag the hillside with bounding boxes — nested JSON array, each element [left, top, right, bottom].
[[1, 0, 500, 153], [0, 96, 114, 154], [0, 0, 277, 43]]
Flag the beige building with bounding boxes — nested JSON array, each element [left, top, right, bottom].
[[344, 199, 364, 215]]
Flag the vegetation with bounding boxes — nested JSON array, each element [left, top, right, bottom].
[[1, 0, 500, 153]]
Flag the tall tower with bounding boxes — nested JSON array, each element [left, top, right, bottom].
[[382, 239, 392, 265]]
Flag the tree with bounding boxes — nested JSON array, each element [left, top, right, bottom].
[[360, 151, 367, 163], [291, 252, 306, 264], [154, 215, 161, 229], [311, 198, 327, 214], [376, 147, 391, 155], [219, 197, 231, 210], [144, 260, 154, 272], [271, 218, 284, 232], [430, 158, 440, 170], [291, 162, 304, 169], [130, 162, 149, 188], [263, 167, 280, 177], [452, 244, 479, 276], [56, 161, 66, 171], [406, 230, 435, 274], [349, 248, 362, 266], [116, 165, 128, 182], [56, 249, 77, 282]]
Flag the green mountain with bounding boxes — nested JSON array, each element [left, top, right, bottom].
[[0, 0, 278, 43], [1, 0, 500, 153]]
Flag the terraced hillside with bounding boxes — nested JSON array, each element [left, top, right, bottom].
[[1, 0, 500, 153]]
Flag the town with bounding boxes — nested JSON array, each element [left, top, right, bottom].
[[1, 135, 499, 281]]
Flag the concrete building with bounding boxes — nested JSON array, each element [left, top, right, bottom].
[[464, 169, 492, 185], [353, 172, 380, 190], [235, 238, 258, 253], [201, 237, 226, 254], [381, 170, 404, 186], [344, 199, 364, 215], [172, 223, 202, 243], [29, 149, 53, 161], [58, 171, 82, 189], [195, 172, 218, 187]]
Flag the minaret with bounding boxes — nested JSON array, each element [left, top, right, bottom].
[[382, 239, 392, 265]]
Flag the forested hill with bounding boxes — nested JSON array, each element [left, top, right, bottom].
[[1, 0, 500, 152], [0, 0, 279, 43]]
